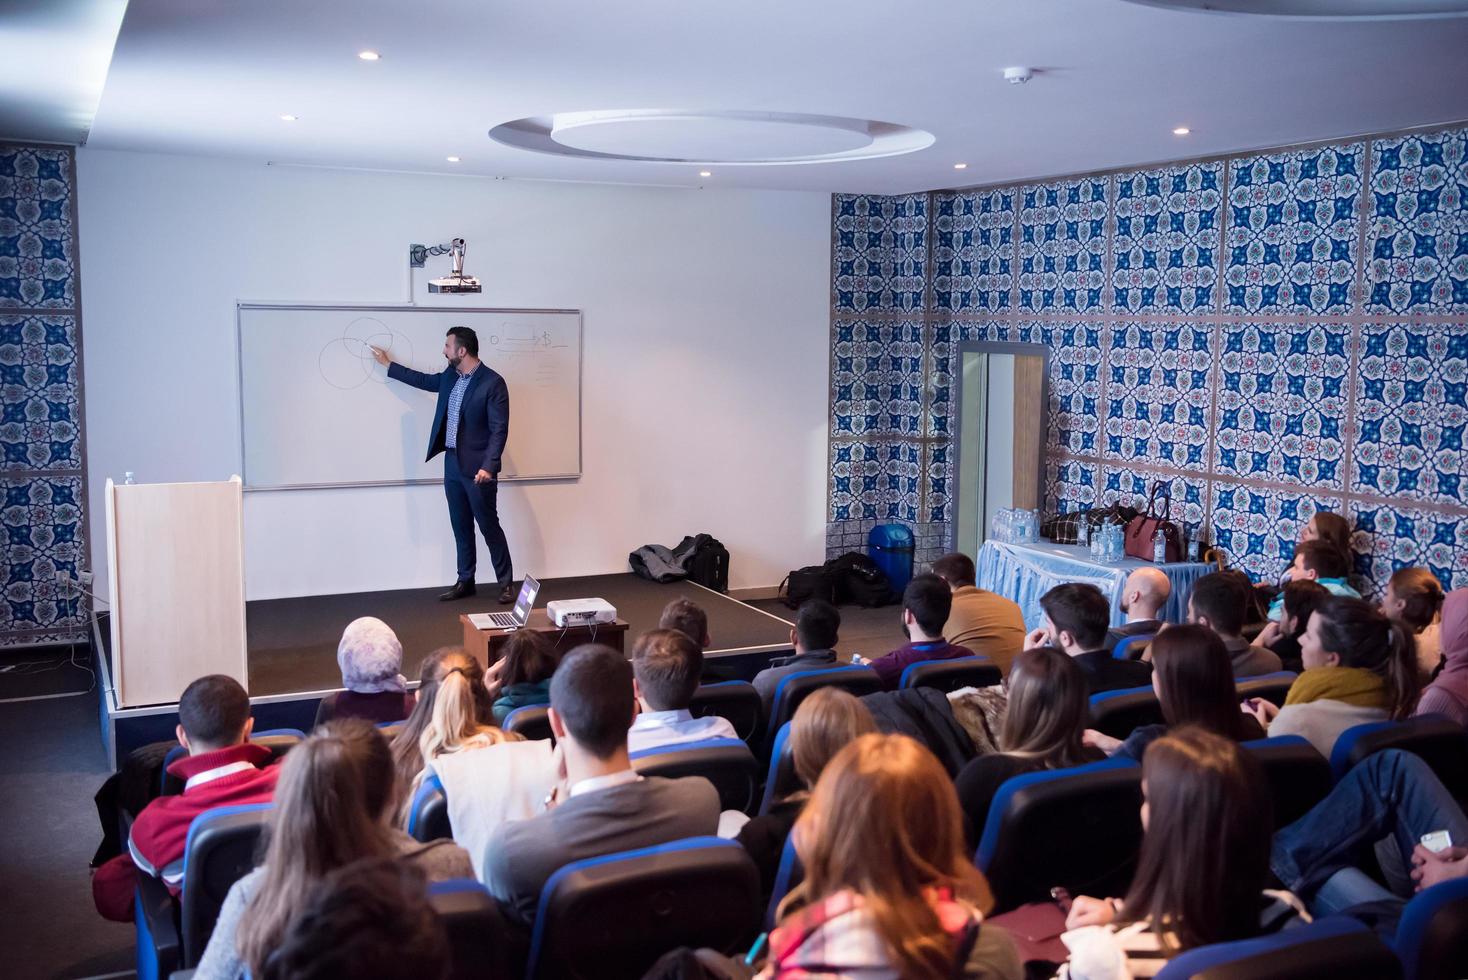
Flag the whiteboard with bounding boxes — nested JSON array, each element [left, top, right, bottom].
[[237, 304, 581, 489]]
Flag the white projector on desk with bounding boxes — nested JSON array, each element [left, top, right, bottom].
[[547, 598, 617, 628]]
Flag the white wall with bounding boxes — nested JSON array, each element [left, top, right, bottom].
[[76, 150, 831, 599]]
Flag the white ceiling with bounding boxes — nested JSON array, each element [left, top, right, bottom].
[[0, 0, 127, 145], [18, 0, 1468, 193]]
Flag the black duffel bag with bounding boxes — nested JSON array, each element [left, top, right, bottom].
[[778, 565, 836, 609], [825, 552, 899, 607]]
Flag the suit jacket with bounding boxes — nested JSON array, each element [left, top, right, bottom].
[[1071, 649, 1154, 696], [388, 361, 509, 478], [482, 774, 720, 925]]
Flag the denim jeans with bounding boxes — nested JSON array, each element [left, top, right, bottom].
[[1271, 750, 1468, 911]]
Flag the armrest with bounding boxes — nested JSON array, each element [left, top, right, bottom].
[[135, 872, 181, 980]]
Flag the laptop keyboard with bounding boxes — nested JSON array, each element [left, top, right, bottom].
[[487, 611, 517, 628]]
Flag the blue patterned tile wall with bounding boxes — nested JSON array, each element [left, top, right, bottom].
[[829, 438, 921, 523], [830, 319, 925, 437], [829, 124, 1467, 591], [0, 143, 85, 647], [833, 194, 928, 312]]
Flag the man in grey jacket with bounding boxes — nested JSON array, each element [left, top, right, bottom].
[[482, 645, 720, 925], [752, 599, 841, 719]]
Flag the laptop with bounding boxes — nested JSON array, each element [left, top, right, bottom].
[[482, 574, 540, 630]]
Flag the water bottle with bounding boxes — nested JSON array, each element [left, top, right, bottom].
[[1187, 531, 1200, 562], [1153, 529, 1166, 564], [1077, 517, 1090, 549], [123, 471, 135, 485]]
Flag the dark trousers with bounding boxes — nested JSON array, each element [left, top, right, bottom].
[[444, 450, 512, 585]]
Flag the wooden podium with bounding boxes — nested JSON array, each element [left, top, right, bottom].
[[461, 611, 629, 665], [105, 477, 248, 708]]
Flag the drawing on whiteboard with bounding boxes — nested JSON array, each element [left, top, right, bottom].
[[318, 317, 415, 390], [485, 324, 570, 353]]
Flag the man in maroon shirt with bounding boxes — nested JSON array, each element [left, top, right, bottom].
[[92, 675, 280, 921], [860, 574, 977, 689]]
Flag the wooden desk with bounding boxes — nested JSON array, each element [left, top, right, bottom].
[[460, 610, 630, 665]]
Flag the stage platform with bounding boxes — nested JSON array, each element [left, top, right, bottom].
[[95, 574, 795, 765]]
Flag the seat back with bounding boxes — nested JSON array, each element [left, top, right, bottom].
[[503, 704, 554, 742], [526, 837, 762, 980], [1236, 671, 1298, 708], [1330, 716, 1468, 801], [977, 758, 1144, 914], [1241, 736, 1333, 830], [1153, 915, 1401, 979], [159, 728, 306, 795], [757, 721, 801, 816], [428, 879, 515, 980], [377, 720, 406, 739], [1113, 633, 1156, 661], [630, 738, 760, 814], [765, 834, 803, 930], [406, 772, 452, 842], [765, 666, 882, 744], [1088, 685, 1165, 740], [899, 656, 1002, 693], [179, 803, 271, 967], [1396, 878, 1468, 980], [689, 681, 763, 742]]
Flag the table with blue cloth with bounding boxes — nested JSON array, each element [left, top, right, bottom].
[[976, 540, 1212, 631]]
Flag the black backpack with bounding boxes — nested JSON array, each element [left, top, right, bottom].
[[825, 552, 899, 607], [778, 565, 836, 609], [686, 536, 729, 593]]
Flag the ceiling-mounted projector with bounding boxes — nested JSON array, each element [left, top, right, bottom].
[[411, 238, 482, 294]]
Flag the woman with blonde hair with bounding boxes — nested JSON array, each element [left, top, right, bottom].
[[759, 733, 1021, 979], [389, 647, 496, 794]]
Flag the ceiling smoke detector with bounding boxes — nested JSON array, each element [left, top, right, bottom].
[[1003, 66, 1035, 85]]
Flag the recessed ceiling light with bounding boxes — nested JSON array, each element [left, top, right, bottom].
[[698, 170, 712, 177], [446, 155, 461, 163], [1173, 126, 1191, 135], [279, 114, 298, 122], [954, 163, 968, 170], [358, 50, 381, 61]]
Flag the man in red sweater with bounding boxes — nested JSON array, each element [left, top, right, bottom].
[[92, 675, 280, 921]]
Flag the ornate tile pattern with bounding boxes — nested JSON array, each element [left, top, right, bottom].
[[0, 146, 75, 310], [1225, 144, 1361, 313], [0, 475, 86, 638], [1103, 323, 1214, 471], [933, 189, 1013, 311], [1208, 482, 1345, 583], [1040, 323, 1103, 455], [1045, 458, 1096, 514], [830, 319, 924, 437], [0, 313, 80, 471], [1111, 162, 1222, 312], [1365, 128, 1468, 313], [1353, 323, 1468, 505], [1098, 466, 1209, 532], [1351, 501, 1466, 593], [829, 439, 922, 523], [923, 441, 951, 524], [1019, 178, 1110, 312], [1212, 323, 1349, 489], [833, 194, 927, 312]]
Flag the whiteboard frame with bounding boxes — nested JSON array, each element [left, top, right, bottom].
[[236, 302, 583, 491]]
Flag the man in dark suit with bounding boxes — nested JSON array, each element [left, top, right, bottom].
[[372, 327, 514, 603], [1024, 582, 1152, 695]]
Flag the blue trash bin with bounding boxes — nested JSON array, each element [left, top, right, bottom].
[[867, 524, 915, 596]]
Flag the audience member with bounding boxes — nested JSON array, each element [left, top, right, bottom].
[[931, 552, 1026, 675], [414, 651, 558, 880], [751, 599, 841, 717], [1064, 728, 1300, 972], [489, 629, 560, 724], [862, 574, 977, 690], [196, 720, 471, 980], [389, 648, 494, 805], [1383, 567, 1446, 682], [737, 688, 876, 902], [1187, 573, 1283, 677], [313, 617, 414, 728], [1415, 589, 1467, 726], [1299, 511, 1354, 571], [1024, 583, 1151, 695], [91, 675, 280, 921], [751, 733, 1021, 978], [660, 597, 712, 649], [1103, 567, 1171, 652], [1088, 625, 1264, 761], [955, 648, 1102, 841], [1256, 579, 1330, 673], [1266, 540, 1361, 620], [483, 645, 720, 925], [627, 628, 737, 752], [259, 858, 449, 980], [1244, 596, 1420, 758], [1272, 749, 1468, 919]]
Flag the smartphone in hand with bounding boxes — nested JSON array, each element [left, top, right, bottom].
[[1421, 830, 1454, 854]]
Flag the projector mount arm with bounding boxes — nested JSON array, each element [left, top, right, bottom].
[[409, 238, 466, 272]]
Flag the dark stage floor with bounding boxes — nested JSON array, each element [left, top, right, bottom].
[[246, 574, 795, 696]]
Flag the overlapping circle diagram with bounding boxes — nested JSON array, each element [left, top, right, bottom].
[[319, 317, 414, 390]]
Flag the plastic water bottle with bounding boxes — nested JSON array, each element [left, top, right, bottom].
[[1153, 529, 1166, 564], [1077, 518, 1090, 549], [1187, 532, 1200, 562]]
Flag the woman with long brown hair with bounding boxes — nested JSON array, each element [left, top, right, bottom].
[[1064, 727, 1301, 974], [1382, 567, 1446, 682], [954, 647, 1102, 840], [194, 719, 471, 980], [389, 647, 496, 795], [758, 733, 1022, 979]]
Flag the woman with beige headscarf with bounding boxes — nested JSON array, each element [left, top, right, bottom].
[[313, 616, 414, 728]]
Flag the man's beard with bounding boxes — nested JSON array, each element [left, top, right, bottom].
[[447, 352, 463, 369]]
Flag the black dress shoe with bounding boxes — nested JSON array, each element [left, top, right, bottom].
[[438, 581, 476, 601], [497, 582, 515, 604]]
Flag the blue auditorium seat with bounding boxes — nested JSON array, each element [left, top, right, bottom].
[[1235, 671, 1298, 708], [688, 681, 763, 742], [1395, 877, 1468, 980], [765, 834, 802, 930], [1153, 915, 1401, 979], [764, 665, 882, 748], [1240, 736, 1332, 830], [1329, 715, 1468, 802], [427, 879, 515, 980], [630, 738, 760, 814], [899, 655, 1002, 692], [756, 720, 800, 816], [503, 704, 553, 742], [1112, 633, 1156, 661], [406, 772, 451, 842], [1088, 685, 1165, 740]]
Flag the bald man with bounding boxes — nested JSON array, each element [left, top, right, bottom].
[[1104, 567, 1172, 651]]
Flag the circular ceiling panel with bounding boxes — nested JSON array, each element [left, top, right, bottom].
[[1120, 0, 1468, 17], [489, 110, 934, 166]]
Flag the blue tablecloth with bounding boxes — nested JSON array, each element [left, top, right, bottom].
[[977, 540, 1212, 631]]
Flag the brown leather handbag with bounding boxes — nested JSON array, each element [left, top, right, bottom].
[[1124, 481, 1184, 562]]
